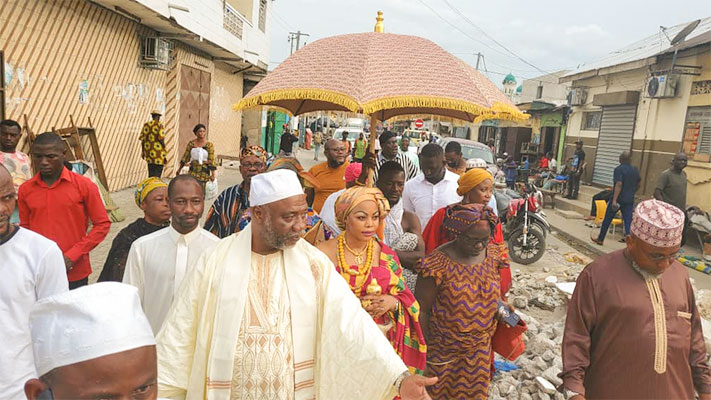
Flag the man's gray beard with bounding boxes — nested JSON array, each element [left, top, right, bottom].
[[263, 214, 298, 250]]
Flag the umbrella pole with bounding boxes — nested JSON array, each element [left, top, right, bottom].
[[366, 113, 378, 186]]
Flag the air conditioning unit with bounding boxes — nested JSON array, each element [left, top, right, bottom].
[[567, 88, 588, 106], [140, 37, 173, 70], [645, 74, 679, 98]]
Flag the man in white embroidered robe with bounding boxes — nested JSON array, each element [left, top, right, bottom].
[[561, 199, 711, 399], [156, 169, 436, 400]]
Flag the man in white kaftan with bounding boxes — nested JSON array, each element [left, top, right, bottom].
[[156, 169, 436, 400]]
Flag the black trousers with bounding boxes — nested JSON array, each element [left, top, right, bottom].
[[148, 163, 164, 178], [567, 173, 581, 198], [69, 277, 88, 290]]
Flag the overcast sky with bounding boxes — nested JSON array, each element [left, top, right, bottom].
[[267, 0, 709, 85]]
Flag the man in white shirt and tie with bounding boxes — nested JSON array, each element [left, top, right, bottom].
[[402, 143, 462, 231], [124, 174, 219, 333]]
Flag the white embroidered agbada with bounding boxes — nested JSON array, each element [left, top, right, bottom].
[[156, 223, 408, 400]]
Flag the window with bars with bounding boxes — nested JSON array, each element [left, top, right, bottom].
[[581, 111, 601, 130], [258, 0, 267, 32], [682, 107, 711, 162], [224, 2, 244, 39]]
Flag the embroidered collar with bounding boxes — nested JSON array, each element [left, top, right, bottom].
[[625, 250, 659, 281]]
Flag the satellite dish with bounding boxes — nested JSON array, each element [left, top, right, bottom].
[[670, 19, 701, 45]]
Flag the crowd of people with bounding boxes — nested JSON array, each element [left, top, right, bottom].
[[2, 114, 710, 400]]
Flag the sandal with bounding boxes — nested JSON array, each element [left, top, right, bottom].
[[590, 238, 604, 246]]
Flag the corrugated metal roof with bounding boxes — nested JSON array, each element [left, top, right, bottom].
[[562, 17, 711, 81]]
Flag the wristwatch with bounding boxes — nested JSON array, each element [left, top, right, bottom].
[[393, 371, 412, 393]]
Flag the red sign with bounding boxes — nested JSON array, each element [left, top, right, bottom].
[[415, 119, 424, 128]]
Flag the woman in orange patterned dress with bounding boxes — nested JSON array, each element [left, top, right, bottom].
[[415, 203, 506, 399], [317, 186, 427, 375]]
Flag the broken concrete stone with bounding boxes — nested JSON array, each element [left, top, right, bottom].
[[535, 377, 557, 394], [542, 349, 556, 362], [542, 366, 563, 387], [529, 295, 558, 311], [513, 296, 529, 309], [533, 356, 548, 373]]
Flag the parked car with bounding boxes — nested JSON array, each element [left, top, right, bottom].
[[437, 137, 498, 175], [401, 129, 436, 147], [334, 127, 366, 144]]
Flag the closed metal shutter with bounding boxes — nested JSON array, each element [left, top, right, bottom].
[[591, 105, 637, 186]]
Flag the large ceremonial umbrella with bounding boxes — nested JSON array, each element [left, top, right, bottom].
[[235, 32, 525, 123], [235, 12, 527, 161]]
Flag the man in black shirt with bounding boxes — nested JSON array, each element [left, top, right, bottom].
[[565, 140, 586, 199], [279, 129, 299, 156]]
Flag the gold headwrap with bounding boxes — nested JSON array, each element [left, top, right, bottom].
[[135, 177, 167, 206], [267, 157, 321, 189], [240, 145, 267, 162], [334, 187, 390, 238], [457, 168, 493, 196]]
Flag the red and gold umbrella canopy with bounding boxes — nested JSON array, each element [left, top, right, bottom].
[[235, 31, 527, 123]]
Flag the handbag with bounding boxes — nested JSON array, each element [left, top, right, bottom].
[[492, 319, 527, 360], [205, 178, 219, 200]]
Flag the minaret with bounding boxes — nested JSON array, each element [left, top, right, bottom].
[[502, 73, 517, 100]]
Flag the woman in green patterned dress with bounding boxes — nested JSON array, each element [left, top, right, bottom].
[[179, 124, 215, 189]]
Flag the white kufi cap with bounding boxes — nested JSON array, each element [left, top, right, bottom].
[[249, 169, 305, 206], [466, 158, 488, 169], [29, 282, 156, 377]]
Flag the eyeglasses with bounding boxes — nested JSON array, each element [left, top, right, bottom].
[[459, 235, 490, 247], [648, 252, 679, 262], [241, 162, 265, 169]]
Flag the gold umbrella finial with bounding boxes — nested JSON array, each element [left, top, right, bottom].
[[374, 11, 384, 33]]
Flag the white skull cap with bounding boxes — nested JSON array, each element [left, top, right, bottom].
[[29, 282, 155, 377], [249, 169, 305, 206]]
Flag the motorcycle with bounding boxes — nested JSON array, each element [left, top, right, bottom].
[[494, 182, 550, 265]]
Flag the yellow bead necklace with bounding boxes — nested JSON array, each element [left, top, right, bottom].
[[337, 233, 375, 292]]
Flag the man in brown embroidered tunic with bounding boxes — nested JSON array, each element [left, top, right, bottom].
[[561, 199, 711, 399]]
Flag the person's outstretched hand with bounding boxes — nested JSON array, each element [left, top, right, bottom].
[[399, 375, 437, 400]]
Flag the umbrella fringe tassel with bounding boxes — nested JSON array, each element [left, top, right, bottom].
[[234, 89, 360, 112], [361, 97, 528, 122], [361, 96, 489, 116], [234, 92, 528, 123], [475, 102, 530, 123]]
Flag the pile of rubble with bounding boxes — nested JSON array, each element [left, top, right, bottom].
[[490, 312, 566, 400], [490, 246, 711, 399], [508, 249, 587, 314], [490, 248, 589, 399]]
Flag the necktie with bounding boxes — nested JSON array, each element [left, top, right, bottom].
[[174, 236, 188, 296]]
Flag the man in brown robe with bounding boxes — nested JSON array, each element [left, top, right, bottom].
[[561, 199, 711, 399]]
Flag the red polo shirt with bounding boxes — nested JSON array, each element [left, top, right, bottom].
[[18, 167, 111, 281]]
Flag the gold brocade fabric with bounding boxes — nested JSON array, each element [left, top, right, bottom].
[[140, 120, 167, 164], [231, 252, 294, 400]]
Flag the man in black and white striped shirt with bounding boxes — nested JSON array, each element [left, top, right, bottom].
[[373, 131, 419, 182]]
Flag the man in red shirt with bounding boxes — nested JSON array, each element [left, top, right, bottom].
[[538, 153, 549, 169], [18, 132, 110, 289]]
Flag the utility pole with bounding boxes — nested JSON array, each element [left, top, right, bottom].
[[474, 52, 483, 70], [288, 31, 310, 55]]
